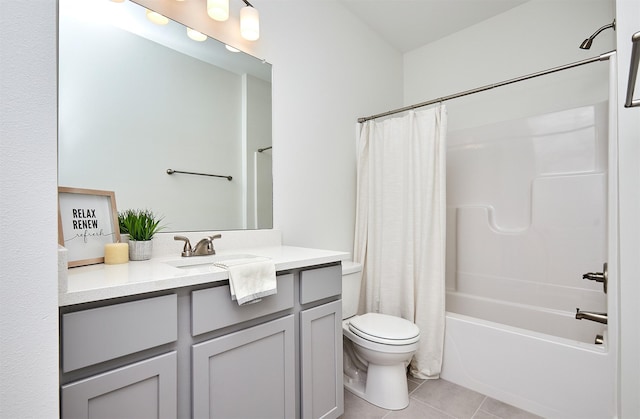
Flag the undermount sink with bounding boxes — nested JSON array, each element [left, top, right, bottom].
[[163, 254, 260, 269]]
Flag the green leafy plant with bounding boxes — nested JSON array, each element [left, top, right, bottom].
[[118, 209, 165, 241]]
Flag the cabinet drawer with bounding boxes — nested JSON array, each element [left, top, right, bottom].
[[299, 264, 342, 304], [192, 273, 294, 336], [62, 294, 177, 373]]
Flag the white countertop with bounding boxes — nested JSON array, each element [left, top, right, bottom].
[[59, 246, 349, 306]]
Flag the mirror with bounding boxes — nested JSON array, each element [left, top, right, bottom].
[[58, 0, 272, 232]]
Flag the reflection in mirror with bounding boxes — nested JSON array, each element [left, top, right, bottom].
[[58, 0, 272, 232]]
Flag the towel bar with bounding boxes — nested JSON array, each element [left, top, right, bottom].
[[624, 31, 640, 108], [166, 169, 232, 181]]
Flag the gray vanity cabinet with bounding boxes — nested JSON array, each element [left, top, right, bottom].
[[192, 315, 296, 418], [60, 263, 343, 419]]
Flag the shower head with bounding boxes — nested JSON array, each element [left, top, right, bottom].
[[579, 19, 616, 50], [579, 38, 594, 50]]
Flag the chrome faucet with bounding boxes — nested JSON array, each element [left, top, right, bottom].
[[174, 234, 222, 257], [575, 308, 608, 324]]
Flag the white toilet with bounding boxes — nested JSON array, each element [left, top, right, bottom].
[[341, 261, 420, 410]]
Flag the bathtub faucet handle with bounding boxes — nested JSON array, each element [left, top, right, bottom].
[[582, 262, 608, 294], [583, 272, 604, 281]]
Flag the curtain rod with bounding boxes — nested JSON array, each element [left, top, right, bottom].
[[357, 50, 615, 123]]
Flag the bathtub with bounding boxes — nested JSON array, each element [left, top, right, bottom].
[[441, 309, 615, 418]]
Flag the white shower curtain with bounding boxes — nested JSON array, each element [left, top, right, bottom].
[[353, 106, 447, 379]]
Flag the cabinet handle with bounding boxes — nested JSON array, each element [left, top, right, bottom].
[[624, 31, 640, 108]]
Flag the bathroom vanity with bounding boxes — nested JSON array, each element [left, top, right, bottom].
[[58, 238, 348, 419]]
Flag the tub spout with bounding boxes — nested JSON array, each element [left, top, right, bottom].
[[575, 308, 608, 324]]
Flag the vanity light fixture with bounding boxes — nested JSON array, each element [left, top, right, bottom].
[[206, 0, 260, 41], [145, 9, 169, 25], [240, 4, 259, 41], [207, 0, 229, 21], [117, 0, 259, 42], [187, 27, 208, 42], [225, 45, 240, 52]]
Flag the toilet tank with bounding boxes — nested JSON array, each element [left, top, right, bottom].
[[341, 261, 363, 320]]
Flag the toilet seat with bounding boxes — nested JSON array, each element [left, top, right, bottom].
[[348, 313, 419, 345]]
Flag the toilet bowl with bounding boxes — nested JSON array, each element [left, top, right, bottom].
[[341, 262, 420, 410]]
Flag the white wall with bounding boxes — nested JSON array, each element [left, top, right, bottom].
[[0, 1, 402, 417], [254, 1, 404, 252], [405, 0, 615, 104], [0, 1, 59, 418], [404, 0, 615, 131]]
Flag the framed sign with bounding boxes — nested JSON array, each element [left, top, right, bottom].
[[58, 187, 121, 267]]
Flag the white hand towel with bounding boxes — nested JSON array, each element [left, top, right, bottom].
[[214, 257, 277, 305]]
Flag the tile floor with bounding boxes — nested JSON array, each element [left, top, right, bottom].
[[340, 376, 543, 419]]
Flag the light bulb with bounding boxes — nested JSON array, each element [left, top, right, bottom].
[[207, 0, 229, 22], [145, 9, 169, 25], [187, 28, 207, 42], [240, 6, 259, 41]]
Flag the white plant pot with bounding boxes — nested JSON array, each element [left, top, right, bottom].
[[129, 240, 153, 261]]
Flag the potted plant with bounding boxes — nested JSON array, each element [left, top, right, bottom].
[[118, 209, 165, 261]]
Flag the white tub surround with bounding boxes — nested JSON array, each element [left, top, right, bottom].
[[59, 230, 348, 306]]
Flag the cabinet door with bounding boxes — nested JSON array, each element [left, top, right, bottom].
[[61, 351, 177, 419], [192, 315, 295, 419], [300, 300, 343, 419]]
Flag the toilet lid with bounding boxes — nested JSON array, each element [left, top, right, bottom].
[[349, 313, 420, 345]]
